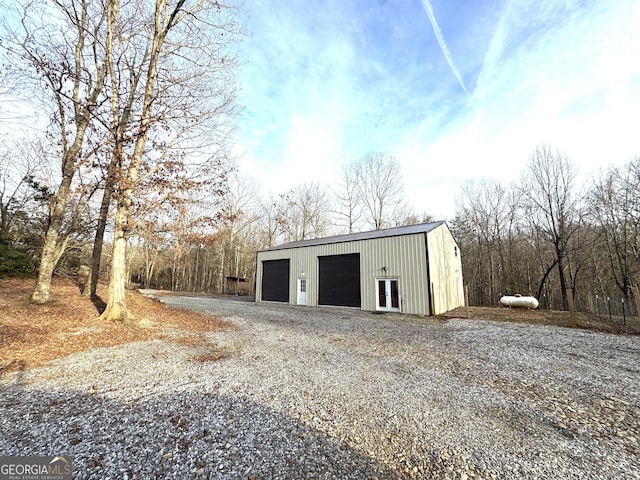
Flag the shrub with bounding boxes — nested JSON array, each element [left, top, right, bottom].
[[0, 239, 34, 278]]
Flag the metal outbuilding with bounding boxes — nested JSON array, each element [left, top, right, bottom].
[[255, 221, 464, 315]]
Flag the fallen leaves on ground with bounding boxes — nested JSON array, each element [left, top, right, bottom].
[[0, 277, 231, 375]]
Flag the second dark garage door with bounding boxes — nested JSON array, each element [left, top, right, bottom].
[[318, 253, 361, 307]]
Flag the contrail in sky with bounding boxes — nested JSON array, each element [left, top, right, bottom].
[[421, 0, 467, 92]]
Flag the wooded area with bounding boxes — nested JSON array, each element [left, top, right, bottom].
[[453, 146, 640, 313], [0, 3, 638, 319]]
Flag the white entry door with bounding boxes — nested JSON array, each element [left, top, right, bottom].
[[297, 278, 307, 305], [376, 278, 400, 312]]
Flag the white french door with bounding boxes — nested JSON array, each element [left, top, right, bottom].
[[376, 278, 400, 312]]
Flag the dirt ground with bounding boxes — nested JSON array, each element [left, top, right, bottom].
[[441, 304, 640, 334], [1, 278, 637, 377], [0, 277, 230, 376]]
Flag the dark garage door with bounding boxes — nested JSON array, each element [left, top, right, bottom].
[[262, 259, 290, 302], [319, 253, 361, 307]]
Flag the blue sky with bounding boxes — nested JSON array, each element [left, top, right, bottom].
[[235, 0, 640, 219]]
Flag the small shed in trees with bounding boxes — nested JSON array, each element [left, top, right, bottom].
[[255, 221, 464, 315], [225, 276, 250, 295]]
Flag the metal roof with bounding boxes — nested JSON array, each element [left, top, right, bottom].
[[261, 221, 446, 252]]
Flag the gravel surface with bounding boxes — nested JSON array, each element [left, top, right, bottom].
[[1, 294, 639, 479]]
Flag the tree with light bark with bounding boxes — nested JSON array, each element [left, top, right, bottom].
[[98, 0, 240, 322], [2, 0, 110, 303]]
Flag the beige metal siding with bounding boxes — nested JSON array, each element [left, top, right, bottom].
[[426, 224, 465, 314], [359, 234, 430, 314], [256, 233, 431, 314]]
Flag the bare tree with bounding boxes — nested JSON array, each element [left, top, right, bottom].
[[353, 152, 405, 230], [2, 0, 109, 303], [332, 163, 362, 234], [81, 0, 141, 298], [258, 193, 286, 248], [99, 0, 240, 322], [589, 157, 640, 297], [213, 173, 260, 291], [519, 145, 583, 309], [279, 182, 332, 242], [452, 179, 526, 305]]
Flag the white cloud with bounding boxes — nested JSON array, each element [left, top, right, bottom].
[[420, 0, 466, 92]]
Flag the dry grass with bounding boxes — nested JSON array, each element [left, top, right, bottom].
[[190, 346, 237, 363], [440, 305, 640, 334], [0, 277, 231, 375]]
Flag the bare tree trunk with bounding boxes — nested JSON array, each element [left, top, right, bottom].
[[171, 252, 178, 290], [31, 172, 73, 303], [219, 240, 225, 294], [557, 251, 569, 310], [83, 180, 113, 297], [145, 247, 156, 288], [101, 204, 129, 322], [536, 258, 559, 301], [100, 132, 143, 323]]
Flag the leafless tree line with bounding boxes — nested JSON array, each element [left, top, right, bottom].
[[123, 154, 429, 293], [453, 144, 640, 311]]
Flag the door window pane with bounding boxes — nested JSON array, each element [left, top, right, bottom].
[[390, 280, 399, 308], [378, 280, 387, 308]]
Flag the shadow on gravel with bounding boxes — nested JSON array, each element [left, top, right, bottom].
[[0, 385, 400, 479]]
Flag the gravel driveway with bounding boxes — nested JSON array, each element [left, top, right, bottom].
[[1, 295, 639, 479]]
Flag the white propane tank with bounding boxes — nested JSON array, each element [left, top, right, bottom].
[[499, 294, 539, 309]]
